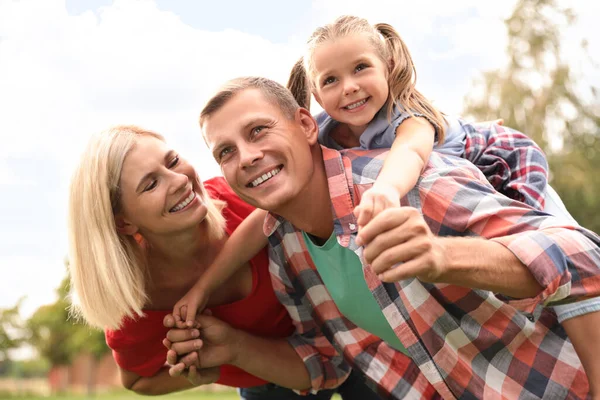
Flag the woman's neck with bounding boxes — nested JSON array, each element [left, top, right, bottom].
[[143, 226, 226, 284]]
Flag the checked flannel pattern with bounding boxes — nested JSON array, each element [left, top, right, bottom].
[[464, 122, 548, 210], [265, 146, 600, 399]]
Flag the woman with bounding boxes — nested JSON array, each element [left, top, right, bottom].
[[67, 125, 381, 399]]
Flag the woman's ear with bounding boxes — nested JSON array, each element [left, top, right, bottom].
[[115, 215, 138, 236], [296, 108, 319, 146]]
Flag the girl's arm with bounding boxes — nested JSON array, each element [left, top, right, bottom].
[[119, 365, 218, 395], [558, 306, 600, 398], [355, 117, 435, 227], [173, 209, 269, 327]]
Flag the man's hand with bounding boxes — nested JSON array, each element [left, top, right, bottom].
[[163, 314, 243, 376], [355, 207, 447, 283]]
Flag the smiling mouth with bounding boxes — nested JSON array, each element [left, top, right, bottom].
[[247, 166, 282, 188], [169, 191, 196, 213], [343, 97, 369, 110]]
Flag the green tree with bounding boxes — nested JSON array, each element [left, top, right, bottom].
[[0, 299, 25, 375], [463, 0, 600, 233], [27, 273, 109, 394]]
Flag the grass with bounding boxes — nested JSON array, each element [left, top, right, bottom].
[[1, 389, 241, 400], [5, 389, 343, 400]]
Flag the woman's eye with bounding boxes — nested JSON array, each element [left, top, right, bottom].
[[168, 156, 180, 168], [323, 76, 336, 86], [251, 126, 266, 136], [144, 180, 157, 192], [355, 63, 369, 72]]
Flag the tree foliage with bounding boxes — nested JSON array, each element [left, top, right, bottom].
[[27, 275, 109, 367], [463, 0, 600, 233]]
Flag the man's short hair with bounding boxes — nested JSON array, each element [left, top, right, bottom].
[[199, 77, 300, 128]]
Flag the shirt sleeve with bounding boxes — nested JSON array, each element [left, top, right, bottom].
[[417, 158, 600, 318], [105, 321, 168, 377], [463, 122, 548, 210], [267, 241, 351, 393]]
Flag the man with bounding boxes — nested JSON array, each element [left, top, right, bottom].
[[167, 77, 600, 399]]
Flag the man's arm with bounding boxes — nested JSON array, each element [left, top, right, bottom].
[[357, 157, 600, 312]]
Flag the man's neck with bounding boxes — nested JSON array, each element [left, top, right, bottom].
[[275, 149, 334, 240]]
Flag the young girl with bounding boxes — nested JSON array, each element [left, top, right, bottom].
[[174, 15, 600, 394]]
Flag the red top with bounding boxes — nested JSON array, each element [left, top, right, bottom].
[[105, 177, 294, 388]]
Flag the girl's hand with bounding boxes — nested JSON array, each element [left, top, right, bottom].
[[354, 182, 401, 229], [172, 285, 210, 328]]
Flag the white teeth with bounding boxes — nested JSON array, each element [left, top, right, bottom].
[[251, 167, 281, 187], [345, 99, 367, 110], [170, 192, 195, 212]]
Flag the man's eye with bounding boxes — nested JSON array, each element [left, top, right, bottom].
[[219, 147, 233, 159], [144, 180, 157, 192], [355, 63, 369, 72], [168, 156, 180, 168], [323, 76, 336, 86]]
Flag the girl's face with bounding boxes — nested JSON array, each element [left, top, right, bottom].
[[116, 136, 209, 237], [311, 33, 390, 136]]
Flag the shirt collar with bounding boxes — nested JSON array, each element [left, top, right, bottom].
[[263, 146, 359, 239]]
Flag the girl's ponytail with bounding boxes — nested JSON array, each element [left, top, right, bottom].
[[286, 57, 311, 109], [375, 23, 446, 143]]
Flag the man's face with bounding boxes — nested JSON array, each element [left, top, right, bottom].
[[203, 88, 319, 213]]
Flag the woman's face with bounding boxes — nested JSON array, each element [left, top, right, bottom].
[[116, 135, 208, 237]]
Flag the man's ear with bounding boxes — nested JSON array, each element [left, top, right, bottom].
[[295, 108, 319, 146], [115, 215, 138, 236]]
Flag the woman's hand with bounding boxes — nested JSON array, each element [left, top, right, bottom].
[[163, 313, 243, 376]]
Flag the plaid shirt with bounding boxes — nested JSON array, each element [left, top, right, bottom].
[[464, 122, 548, 210], [265, 146, 600, 399]]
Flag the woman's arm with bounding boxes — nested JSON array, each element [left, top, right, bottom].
[[173, 209, 269, 326], [119, 365, 218, 395], [165, 314, 313, 390]]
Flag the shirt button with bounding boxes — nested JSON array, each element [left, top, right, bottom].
[[349, 223, 356, 230]]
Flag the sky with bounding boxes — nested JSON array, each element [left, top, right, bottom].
[[0, 0, 597, 326]]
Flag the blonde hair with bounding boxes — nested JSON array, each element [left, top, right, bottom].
[[290, 15, 446, 142], [199, 76, 300, 129], [68, 125, 226, 329]]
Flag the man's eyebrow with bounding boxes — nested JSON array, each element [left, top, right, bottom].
[[135, 150, 175, 192]]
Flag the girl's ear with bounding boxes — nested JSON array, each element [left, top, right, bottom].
[[312, 90, 324, 108], [115, 215, 138, 236], [387, 57, 395, 73]]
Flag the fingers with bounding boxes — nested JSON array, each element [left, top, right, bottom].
[[355, 197, 374, 228], [356, 207, 415, 247], [369, 237, 431, 275], [169, 362, 186, 377], [377, 254, 432, 282], [170, 339, 203, 356], [185, 302, 198, 328], [163, 314, 175, 328], [165, 328, 199, 343], [162, 338, 172, 350], [178, 350, 199, 368], [166, 349, 178, 366]]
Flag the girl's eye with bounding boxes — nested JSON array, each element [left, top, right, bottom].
[[168, 156, 180, 168], [144, 179, 158, 192], [355, 63, 369, 72], [323, 76, 336, 86]]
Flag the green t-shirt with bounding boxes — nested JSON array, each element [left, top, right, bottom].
[[303, 232, 408, 354]]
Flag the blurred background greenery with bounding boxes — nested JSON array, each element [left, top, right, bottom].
[[1, 0, 598, 398]]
